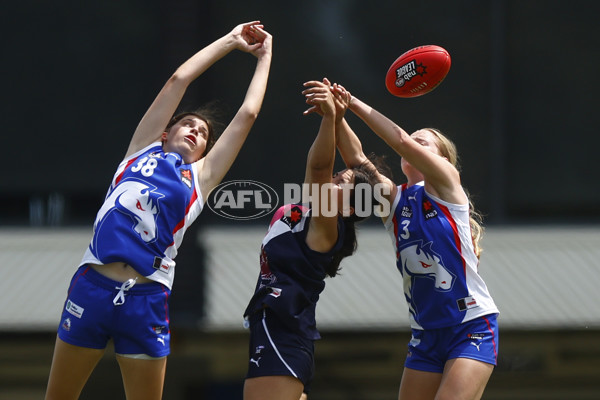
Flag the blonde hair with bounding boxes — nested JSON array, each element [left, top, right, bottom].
[[425, 128, 485, 259]]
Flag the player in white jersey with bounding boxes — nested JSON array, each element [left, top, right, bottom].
[[328, 79, 499, 400], [45, 22, 272, 400]]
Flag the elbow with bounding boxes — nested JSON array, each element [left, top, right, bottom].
[[392, 124, 405, 138], [167, 70, 193, 87], [392, 125, 411, 145], [240, 105, 261, 122]]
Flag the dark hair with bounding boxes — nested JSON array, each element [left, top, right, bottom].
[[165, 102, 226, 158], [326, 155, 389, 278]]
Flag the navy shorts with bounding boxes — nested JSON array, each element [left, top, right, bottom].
[[245, 308, 315, 392], [405, 314, 499, 373], [57, 265, 171, 358]]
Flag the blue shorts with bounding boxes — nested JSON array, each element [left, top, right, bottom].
[[245, 308, 315, 393], [405, 314, 499, 373], [57, 265, 171, 358]]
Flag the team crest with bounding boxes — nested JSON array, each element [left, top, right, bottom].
[[281, 205, 304, 229], [180, 169, 192, 188], [422, 199, 438, 220]]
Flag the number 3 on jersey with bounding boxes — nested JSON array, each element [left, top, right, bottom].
[[131, 157, 158, 177], [399, 220, 410, 240]]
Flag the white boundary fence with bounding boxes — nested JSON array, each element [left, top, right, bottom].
[[1, 225, 599, 331]]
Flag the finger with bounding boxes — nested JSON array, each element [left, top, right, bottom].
[[303, 80, 325, 88], [251, 26, 267, 40], [305, 94, 326, 103], [303, 105, 318, 115], [302, 87, 327, 96]]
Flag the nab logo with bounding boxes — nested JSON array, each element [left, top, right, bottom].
[[207, 180, 279, 220]]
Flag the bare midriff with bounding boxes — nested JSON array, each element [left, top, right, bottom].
[[90, 262, 154, 284]]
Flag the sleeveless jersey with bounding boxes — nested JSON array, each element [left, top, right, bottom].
[[81, 142, 204, 289], [384, 182, 498, 330], [243, 204, 344, 340]]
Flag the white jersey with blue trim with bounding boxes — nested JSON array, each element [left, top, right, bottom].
[[81, 142, 204, 289], [384, 182, 498, 330]]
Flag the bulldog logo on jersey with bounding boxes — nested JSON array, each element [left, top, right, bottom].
[[93, 179, 163, 243], [399, 240, 455, 292]]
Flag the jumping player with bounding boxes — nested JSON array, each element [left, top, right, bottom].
[[329, 80, 499, 400], [44, 21, 272, 400], [242, 79, 379, 400]]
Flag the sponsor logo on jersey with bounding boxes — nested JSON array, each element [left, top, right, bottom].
[[468, 333, 485, 340], [65, 300, 84, 318], [152, 325, 168, 335], [401, 205, 413, 218], [267, 287, 282, 298], [457, 296, 479, 311], [153, 256, 172, 274]]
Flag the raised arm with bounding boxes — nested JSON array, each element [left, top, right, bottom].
[[126, 21, 266, 159], [301, 80, 339, 253], [306, 80, 398, 208], [195, 25, 272, 198], [348, 95, 464, 204]]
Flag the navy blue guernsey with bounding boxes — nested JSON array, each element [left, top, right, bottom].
[[243, 204, 345, 340]]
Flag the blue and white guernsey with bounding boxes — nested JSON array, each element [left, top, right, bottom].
[[81, 142, 204, 289], [385, 182, 498, 330]]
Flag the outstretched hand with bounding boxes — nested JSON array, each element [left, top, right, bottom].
[[303, 78, 351, 121], [302, 79, 336, 117], [231, 21, 271, 56]]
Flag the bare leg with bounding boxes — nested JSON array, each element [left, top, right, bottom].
[[45, 336, 105, 400], [116, 354, 167, 400], [398, 367, 442, 400], [244, 376, 304, 400], [436, 358, 493, 400]]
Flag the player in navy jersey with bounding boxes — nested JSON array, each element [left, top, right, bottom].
[[45, 22, 272, 400], [242, 80, 379, 400], [327, 80, 499, 400]]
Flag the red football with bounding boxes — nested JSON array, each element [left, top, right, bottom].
[[385, 45, 451, 98]]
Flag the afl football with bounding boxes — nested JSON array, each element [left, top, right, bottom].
[[385, 45, 451, 98]]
